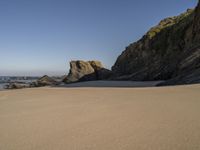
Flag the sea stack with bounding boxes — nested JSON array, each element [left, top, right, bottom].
[[63, 60, 112, 83]]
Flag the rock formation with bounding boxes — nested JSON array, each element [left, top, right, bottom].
[[4, 75, 58, 89], [37, 75, 58, 86], [64, 60, 112, 83], [112, 1, 200, 85], [5, 83, 30, 89]]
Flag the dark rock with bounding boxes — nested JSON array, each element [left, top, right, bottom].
[[37, 75, 58, 86], [158, 66, 200, 86], [112, 1, 200, 85], [96, 68, 113, 80], [5, 76, 60, 89], [5, 83, 30, 89]]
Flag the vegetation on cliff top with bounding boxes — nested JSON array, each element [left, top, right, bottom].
[[147, 9, 194, 39]]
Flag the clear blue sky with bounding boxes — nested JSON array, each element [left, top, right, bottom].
[[0, 0, 198, 76]]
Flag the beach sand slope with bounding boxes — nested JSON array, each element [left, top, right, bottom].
[[0, 83, 200, 150]]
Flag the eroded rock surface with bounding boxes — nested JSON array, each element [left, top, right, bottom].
[[64, 60, 112, 83], [112, 1, 200, 85], [37, 75, 58, 86]]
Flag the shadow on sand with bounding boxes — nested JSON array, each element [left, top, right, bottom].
[[56, 80, 164, 88]]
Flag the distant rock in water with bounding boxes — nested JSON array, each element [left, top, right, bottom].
[[112, 1, 200, 85], [5, 83, 30, 89], [63, 60, 112, 83]]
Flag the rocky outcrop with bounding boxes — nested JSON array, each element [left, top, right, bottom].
[[5, 75, 58, 89], [112, 1, 200, 85], [37, 75, 58, 86], [64, 60, 112, 83], [5, 83, 30, 89]]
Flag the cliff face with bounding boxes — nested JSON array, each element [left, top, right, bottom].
[[112, 1, 200, 85]]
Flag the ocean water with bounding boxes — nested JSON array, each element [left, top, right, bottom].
[[0, 83, 7, 90]]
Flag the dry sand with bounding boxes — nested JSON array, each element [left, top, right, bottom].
[[0, 83, 200, 150]]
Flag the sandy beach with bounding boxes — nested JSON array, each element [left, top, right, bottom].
[[0, 82, 200, 150]]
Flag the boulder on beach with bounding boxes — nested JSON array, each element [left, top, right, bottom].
[[63, 60, 112, 83], [5, 83, 30, 89], [37, 75, 58, 86]]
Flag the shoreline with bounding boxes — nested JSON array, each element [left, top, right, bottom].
[[0, 80, 164, 91]]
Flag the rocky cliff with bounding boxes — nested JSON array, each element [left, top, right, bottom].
[[112, 1, 200, 85]]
